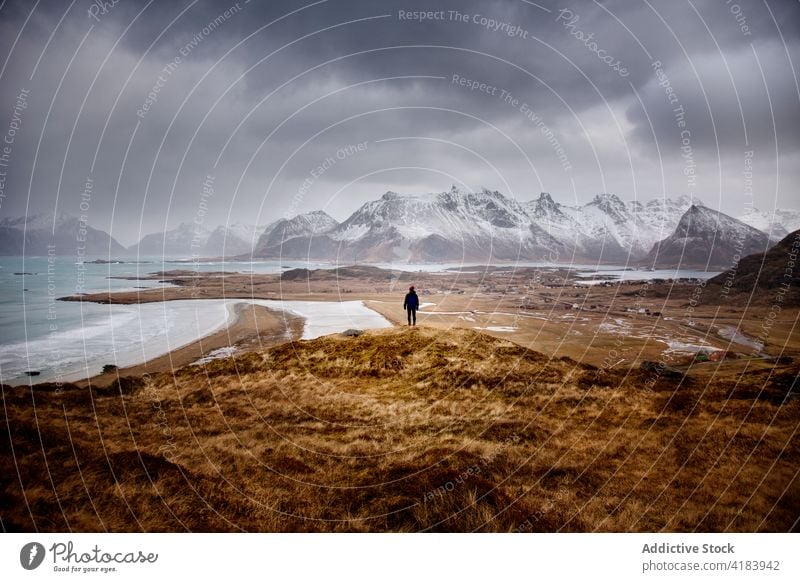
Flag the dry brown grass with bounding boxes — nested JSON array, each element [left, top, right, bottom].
[[2, 326, 798, 532]]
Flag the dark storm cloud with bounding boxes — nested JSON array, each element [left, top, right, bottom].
[[0, 0, 798, 244]]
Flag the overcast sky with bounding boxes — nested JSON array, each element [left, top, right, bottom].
[[0, 0, 798, 245]]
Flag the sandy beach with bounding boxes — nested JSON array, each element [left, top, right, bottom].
[[76, 302, 305, 388]]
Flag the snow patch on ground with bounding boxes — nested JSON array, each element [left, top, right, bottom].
[[717, 326, 764, 351], [597, 318, 633, 335], [475, 326, 518, 332], [663, 340, 720, 354]]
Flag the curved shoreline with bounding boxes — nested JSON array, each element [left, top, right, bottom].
[[74, 298, 394, 387], [4, 296, 394, 388], [76, 302, 305, 388]]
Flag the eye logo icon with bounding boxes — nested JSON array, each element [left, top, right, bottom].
[[20, 542, 46, 570]]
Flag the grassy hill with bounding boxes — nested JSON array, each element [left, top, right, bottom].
[[707, 229, 800, 305], [2, 327, 798, 532]]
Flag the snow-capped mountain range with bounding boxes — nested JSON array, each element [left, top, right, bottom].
[[0, 212, 127, 256], [248, 188, 797, 266], [128, 222, 267, 257], [738, 207, 800, 241], [281, 188, 564, 262], [250, 187, 784, 265], [3, 188, 797, 266], [524, 192, 702, 261]]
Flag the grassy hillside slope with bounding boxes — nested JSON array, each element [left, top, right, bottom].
[[2, 327, 797, 532]]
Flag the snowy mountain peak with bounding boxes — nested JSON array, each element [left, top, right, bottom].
[[290, 210, 339, 230], [0, 211, 128, 256], [640, 194, 704, 210], [589, 193, 627, 214], [1, 211, 77, 230], [252, 211, 338, 256], [527, 193, 571, 227], [681, 203, 708, 223], [532, 192, 561, 214], [673, 204, 718, 236], [678, 194, 703, 207], [647, 204, 770, 267], [295, 209, 331, 219], [674, 204, 765, 243], [584, 193, 632, 231]]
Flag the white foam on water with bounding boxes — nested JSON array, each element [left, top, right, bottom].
[[2, 299, 392, 385], [1, 300, 235, 383]]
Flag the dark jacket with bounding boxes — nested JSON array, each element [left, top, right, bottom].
[[403, 291, 419, 310]]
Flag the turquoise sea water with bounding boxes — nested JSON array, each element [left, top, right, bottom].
[[0, 256, 328, 384]]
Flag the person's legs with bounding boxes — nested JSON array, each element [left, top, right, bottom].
[[407, 309, 412, 325], [412, 308, 417, 326]]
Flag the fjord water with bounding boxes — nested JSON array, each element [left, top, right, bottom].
[[0, 256, 389, 384], [0, 255, 184, 383]]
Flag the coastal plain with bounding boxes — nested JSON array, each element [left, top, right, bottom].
[[2, 264, 798, 532]]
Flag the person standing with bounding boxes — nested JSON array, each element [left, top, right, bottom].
[[403, 285, 419, 326]]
